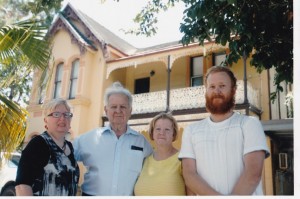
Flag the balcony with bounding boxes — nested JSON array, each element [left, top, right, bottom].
[[132, 80, 260, 115]]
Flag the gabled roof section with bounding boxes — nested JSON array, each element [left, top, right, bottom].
[[48, 13, 98, 54], [76, 11, 138, 56], [48, 3, 194, 59], [49, 3, 138, 57], [48, 3, 104, 55]]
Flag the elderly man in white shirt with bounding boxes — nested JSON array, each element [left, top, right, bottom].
[[73, 82, 153, 196]]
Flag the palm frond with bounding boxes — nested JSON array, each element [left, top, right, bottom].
[[0, 19, 51, 161], [0, 93, 27, 166], [0, 19, 51, 71]]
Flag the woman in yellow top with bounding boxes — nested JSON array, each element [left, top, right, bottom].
[[134, 112, 189, 196]]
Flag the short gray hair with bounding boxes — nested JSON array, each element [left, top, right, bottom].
[[104, 82, 132, 107], [42, 98, 71, 116]]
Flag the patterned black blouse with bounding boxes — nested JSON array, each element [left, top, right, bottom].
[[16, 131, 79, 196]]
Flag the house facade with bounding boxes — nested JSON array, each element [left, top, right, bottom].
[[25, 3, 293, 195]]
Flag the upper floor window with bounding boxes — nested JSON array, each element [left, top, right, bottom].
[[38, 70, 49, 104], [53, 63, 63, 99], [191, 56, 203, 87], [135, 77, 150, 94], [213, 52, 227, 66], [69, 59, 79, 99]]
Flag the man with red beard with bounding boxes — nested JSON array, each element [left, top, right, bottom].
[[179, 66, 270, 195]]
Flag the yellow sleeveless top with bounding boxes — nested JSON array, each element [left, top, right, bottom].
[[134, 152, 186, 196]]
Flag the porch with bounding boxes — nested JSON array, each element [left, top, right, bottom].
[[131, 80, 260, 115]]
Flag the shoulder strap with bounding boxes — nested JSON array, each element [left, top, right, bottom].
[[66, 141, 74, 153]]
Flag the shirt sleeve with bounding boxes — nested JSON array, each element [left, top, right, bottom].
[[242, 116, 270, 158], [72, 136, 81, 162], [15, 136, 49, 186], [178, 125, 195, 160], [143, 137, 153, 157]]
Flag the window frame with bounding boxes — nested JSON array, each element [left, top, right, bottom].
[[69, 59, 79, 99], [53, 63, 63, 99], [190, 56, 204, 87], [213, 52, 227, 67]]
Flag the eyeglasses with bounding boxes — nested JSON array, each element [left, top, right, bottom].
[[47, 112, 73, 118]]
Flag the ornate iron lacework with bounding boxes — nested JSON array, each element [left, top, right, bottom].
[[131, 81, 260, 114]]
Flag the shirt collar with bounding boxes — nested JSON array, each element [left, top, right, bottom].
[[100, 125, 139, 136]]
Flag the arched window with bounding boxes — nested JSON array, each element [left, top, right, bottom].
[[53, 63, 63, 99], [69, 59, 79, 99]]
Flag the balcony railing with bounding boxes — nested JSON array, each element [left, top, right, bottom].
[[132, 80, 260, 114]]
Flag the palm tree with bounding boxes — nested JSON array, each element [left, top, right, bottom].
[[0, 19, 50, 163]]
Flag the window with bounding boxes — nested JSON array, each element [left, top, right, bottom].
[[134, 77, 150, 94], [38, 85, 45, 104], [191, 56, 203, 87], [213, 52, 227, 66], [38, 70, 49, 104], [53, 63, 63, 99], [69, 59, 79, 99]]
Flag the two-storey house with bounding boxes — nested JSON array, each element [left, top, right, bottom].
[[25, 3, 293, 195]]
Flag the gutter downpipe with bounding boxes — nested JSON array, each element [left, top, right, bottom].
[[166, 55, 171, 112], [243, 51, 249, 115]]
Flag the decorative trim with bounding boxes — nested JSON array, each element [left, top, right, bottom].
[[105, 44, 226, 79], [49, 18, 88, 55]]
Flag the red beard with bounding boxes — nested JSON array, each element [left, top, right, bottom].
[[205, 90, 235, 114]]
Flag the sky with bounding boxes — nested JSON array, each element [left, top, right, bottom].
[[62, 0, 186, 48]]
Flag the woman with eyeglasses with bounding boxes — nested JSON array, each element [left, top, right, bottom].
[[15, 98, 79, 196]]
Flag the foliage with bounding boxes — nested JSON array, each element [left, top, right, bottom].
[[0, 0, 63, 106], [0, 20, 51, 157], [0, 56, 33, 104], [0, 0, 27, 26], [0, 93, 27, 165], [284, 92, 293, 118], [127, 0, 293, 101], [123, 0, 179, 36], [0, 0, 64, 27], [0, 19, 51, 84]]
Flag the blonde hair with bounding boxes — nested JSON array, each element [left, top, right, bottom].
[[42, 98, 71, 116], [149, 112, 178, 142]]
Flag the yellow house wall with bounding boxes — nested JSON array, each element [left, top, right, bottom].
[[230, 58, 270, 121], [263, 136, 274, 195], [26, 30, 106, 140], [110, 61, 170, 93], [170, 57, 188, 89], [26, 31, 275, 194], [76, 50, 106, 132], [25, 108, 45, 142]]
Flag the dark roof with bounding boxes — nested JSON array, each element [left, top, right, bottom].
[[262, 119, 293, 140]]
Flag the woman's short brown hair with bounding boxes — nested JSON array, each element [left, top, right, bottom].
[[149, 112, 178, 142]]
